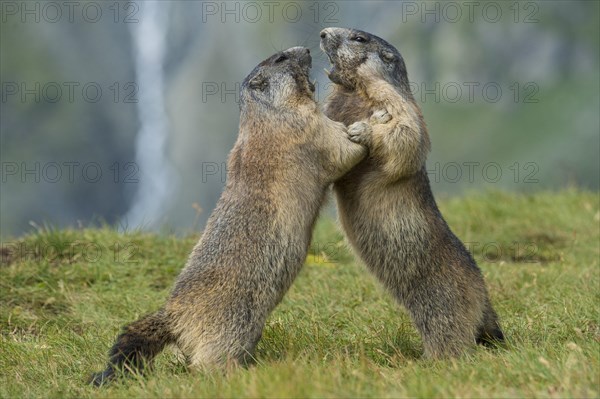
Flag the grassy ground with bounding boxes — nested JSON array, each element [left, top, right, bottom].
[[1, 190, 598, 398]]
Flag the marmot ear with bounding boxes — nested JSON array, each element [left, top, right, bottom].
[[249, 75, 268, 91], [381, 50, 395, 63]]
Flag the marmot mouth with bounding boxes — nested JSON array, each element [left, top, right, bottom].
[[323, 51, 340, 84], [300, 63, 316, 94], [326, 52, 334, 65], [324, 66, 334, 78], [323, 65, 344, 86], [302, 72, 316, 94]]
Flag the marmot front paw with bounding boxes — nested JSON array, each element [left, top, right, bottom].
[[370, 109, 392, 125], [347, 121, 372, 146]]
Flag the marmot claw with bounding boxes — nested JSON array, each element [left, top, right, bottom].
[[347, 121, 372, 146], [370, 109, 392, 124]]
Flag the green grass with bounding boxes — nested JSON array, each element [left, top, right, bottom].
[[1, 190, 598, 398]]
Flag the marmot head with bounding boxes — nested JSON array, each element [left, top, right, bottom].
[[320, 27, 409, 93], [240, 46, 316, 112]]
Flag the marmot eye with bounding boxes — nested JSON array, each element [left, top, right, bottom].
[[274, 54, 288, 63], [352, 36, 366, 43]]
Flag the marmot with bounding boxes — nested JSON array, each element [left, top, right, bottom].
[[90, 46, 390, 385], [320, 28, 504, 358]]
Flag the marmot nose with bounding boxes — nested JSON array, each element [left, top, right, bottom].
[[288, 46, 309, 54], [320, 28, 337, 40], [286, 46, 312, 68]]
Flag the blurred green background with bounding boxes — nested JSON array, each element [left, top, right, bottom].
[[1, 0, 598, 238]]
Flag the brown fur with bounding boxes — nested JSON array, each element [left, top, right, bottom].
[[90, 47, 387, 385], [320, 28, 504, 358]]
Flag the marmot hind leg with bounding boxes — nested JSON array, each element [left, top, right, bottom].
[[406, 291, 504, 357], [403, 286, 482, 358], [185, 328, 262, 370]]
